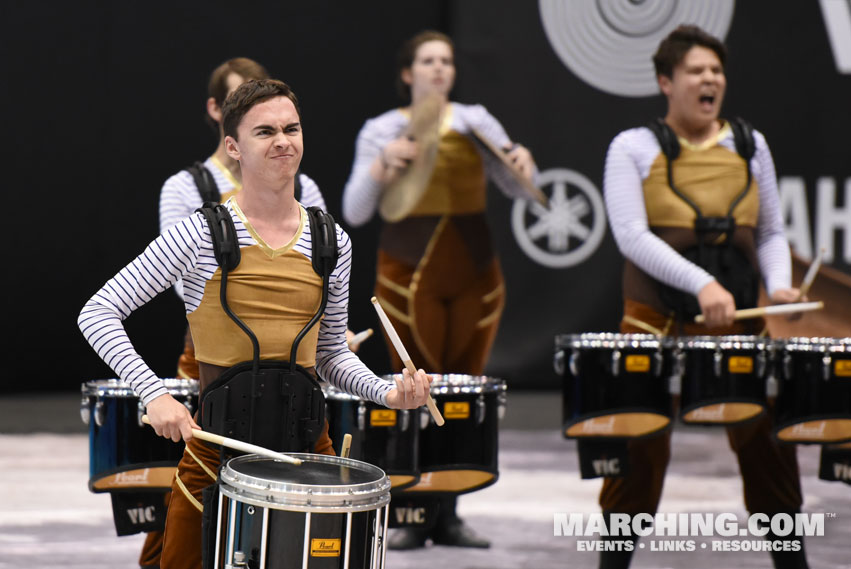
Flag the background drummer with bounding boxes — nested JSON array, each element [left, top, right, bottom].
[[79, 78, 433, 569], [600, 25, 807, 569], [341, 30, 539, 550]]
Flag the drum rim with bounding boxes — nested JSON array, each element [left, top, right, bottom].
[[676, 335, 771, 350], [220, 453, 391, 511], [555, 332, 669, 349], [778, 337, 848, 352], [81, 378, 199, 397]]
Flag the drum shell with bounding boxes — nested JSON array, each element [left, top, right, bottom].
[[556, 333, 673, 439], [324, 385, 419, 490], [775, 338, 851, 444], [215, 454, 390, 569], [80, 378, 198, 492], [676, 336, 771, 425]]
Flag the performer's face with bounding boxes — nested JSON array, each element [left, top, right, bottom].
[[660, 45, 726, 127], [402, 40, 455, 101], [224, 96, 303, 186]]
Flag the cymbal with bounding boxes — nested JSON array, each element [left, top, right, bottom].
[[379, 93, 442, 222], [470, 128, 548, 207]]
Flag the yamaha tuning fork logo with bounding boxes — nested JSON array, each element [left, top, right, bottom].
[[511, 168, 607, 268]]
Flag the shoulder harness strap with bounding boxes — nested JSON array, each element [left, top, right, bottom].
[[186, 162, 221, 204]]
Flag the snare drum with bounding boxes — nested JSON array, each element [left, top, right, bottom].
[[323, 384, 420, 490], [775, 338, 851, 444], [214, 453, 390, 569], [392, 374, 506, 495], [675, 336, 772, 425], [80, 378, 198, 492], [555, 333, 673, 438]]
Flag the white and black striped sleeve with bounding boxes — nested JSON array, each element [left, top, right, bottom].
[[298, 172, 328, 212], [314, 225, 393, 405], [77, 215, 206, 405]]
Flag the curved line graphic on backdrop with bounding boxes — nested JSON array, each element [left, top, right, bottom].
[[539, 0, 735, 97]]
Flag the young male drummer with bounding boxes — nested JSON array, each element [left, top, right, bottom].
[[79, 79, 432, 569], [601, 25, 808, 569]]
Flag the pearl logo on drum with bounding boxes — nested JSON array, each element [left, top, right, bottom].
[[310, 539, 341, 557], [511, 168, 607, 268]]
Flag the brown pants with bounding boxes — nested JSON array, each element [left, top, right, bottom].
[[599, 299, 803, 516], [159, 421, 335, 569], [374, 222, 504, 375]]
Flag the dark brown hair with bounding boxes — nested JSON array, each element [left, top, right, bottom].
[[221, 79, 301, 141], [395, 30, 454, 100], [205, 57, 269, 131], [652, 25, 727, 78]]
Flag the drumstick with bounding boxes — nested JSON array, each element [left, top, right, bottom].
[[759, 248, 825, 337], [340, 433, 352, 459], [141, 415, 302, 465], [347, 328, 374, 348], [694, 301, 824, 324], [370, 297, 445, 426]]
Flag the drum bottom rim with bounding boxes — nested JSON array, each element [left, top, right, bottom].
[[394, 468, 497, 495], [565, 411, 671, 439], [775, 417, 851, 444], [680, 401, 766, 425]]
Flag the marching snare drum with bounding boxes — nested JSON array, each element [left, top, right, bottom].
[[391, 374, 506, 495], [214, 453, 390, 569], [775, 337, 851, 444], [555, 333, 673, 438], [323, 384, 420, 490], [80, 378, 198, 492], [675, 336, 773, 425]]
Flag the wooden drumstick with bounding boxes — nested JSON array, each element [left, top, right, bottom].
[[759, 248, 825, 337], [141, 415, 302, 465], [695, 301, 824, 324], [370, 297, 445, 426], [340, 433, 353, 459], [347, 328, 374, 348]]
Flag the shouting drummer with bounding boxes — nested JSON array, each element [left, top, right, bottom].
[[78, 78, 432, 569], [341, 30, 540, 550], [600, 25, 808, 569]]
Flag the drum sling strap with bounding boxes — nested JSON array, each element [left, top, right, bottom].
[[194, 202, 338, 454], [647, 117, 760, 319], [187, 161, 303, 203]]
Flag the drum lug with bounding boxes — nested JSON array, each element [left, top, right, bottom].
[[420, 407, 430, 430], [653, 351, 663, 377], [553, 350, 565, 376], [94, 399, 106, 428], [713, 350, 723, 377], [668, 373, 682, 396], [674, 350, 685, 379], [80, 397, 90, 426], [400, 409, 410, 432], [611, 350, 622, 377], [756, 352, 767, 378], [137, 400, 145, 428], [497, 391, 507, 421], [569, 350, 579, 377], [476, 395, 486, 425], [227, 550, 248, 569], [783, 353, 793, 380], [766, 374, 779, 398], [358, 402, 366, 431], [823, 356, 832, 381]]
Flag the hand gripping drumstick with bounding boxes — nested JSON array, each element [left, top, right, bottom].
[[141, 415, 302, 465], [371, 297, 445, 426], [694, 301, 824, 324]]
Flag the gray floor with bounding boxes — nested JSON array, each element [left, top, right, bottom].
[[1, 391, 849, 569]]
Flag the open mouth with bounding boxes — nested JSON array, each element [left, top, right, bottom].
[[699, 94, 716, 106]]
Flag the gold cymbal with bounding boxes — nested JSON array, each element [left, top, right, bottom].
[[379, 93, 443, 222]]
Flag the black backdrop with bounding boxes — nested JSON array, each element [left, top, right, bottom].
[[5, 0, 849, 395]]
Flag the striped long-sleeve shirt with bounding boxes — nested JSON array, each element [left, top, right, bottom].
[[78, 199, 392, 407], [342, 102, 538, 227], [603, 125, 791, 297]]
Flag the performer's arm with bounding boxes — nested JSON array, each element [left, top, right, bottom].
[[604, 129, 716, 296], [314, 226, 430, 408]]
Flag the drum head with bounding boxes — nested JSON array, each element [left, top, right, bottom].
[[220, 454, 390, 512]]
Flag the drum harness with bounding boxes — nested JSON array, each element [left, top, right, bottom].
[[647, 117, 760, 320], [195, 201, 337, 456]]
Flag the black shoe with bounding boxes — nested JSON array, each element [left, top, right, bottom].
[[387, 528, 429, 550], [431, 519, 491, 548]]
